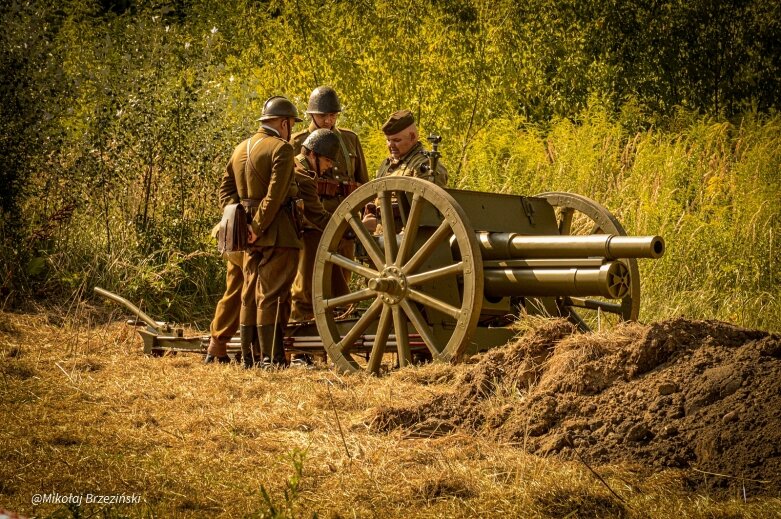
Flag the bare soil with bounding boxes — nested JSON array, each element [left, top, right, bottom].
[[371, 318, 781, 496]]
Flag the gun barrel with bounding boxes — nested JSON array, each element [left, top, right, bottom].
[[476, 232, 664, 260], [483, 261, 631, 299]]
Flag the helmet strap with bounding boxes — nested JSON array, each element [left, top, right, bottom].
[[313, 153, 322, 177]]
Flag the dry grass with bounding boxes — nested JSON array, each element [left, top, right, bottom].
[[1, 309, 780, 518]]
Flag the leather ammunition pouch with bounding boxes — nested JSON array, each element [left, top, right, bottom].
[[217, 203, 248, 254], [317, 178, 361, 199], [341, 181, 360, 197], [316, 178, 341, 198]]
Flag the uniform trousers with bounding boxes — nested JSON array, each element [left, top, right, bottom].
[[242, 246, 299, 327], [291, 232, 354, 321], [207, 255, 243, 357]]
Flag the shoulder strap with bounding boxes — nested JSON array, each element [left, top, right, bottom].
[[245, 135, 268, 178]]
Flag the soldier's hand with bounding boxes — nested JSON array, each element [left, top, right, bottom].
[[247, 224, 258, 244], [361, 213, 378, 234]]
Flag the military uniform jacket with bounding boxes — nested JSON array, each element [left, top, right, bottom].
[[376, 141, 448, 187], [291, 122, 370, 188], [293, 154, 332, 232], [219, 127, 302, 249]]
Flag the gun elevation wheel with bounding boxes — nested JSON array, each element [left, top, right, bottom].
[[536, 192, 641, 331], [314, 177, 483, 375]]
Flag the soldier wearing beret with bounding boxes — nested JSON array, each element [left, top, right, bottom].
[[376, 109, 448, 187], [218, 95, 303, 368], [290, 86, 368, 321]]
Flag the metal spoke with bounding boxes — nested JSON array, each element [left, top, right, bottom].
[[395, 190, 410, 227], [392, 306, 412, 368], [558, 207, 574, 235], [345, 211, 386, 270], [327, 252, 379, 280], [323, 288, 375, 310], [367, 304, 392, 374], [406, 261, 464, 286], [408, 289, 462, 320], [338, 297, 383, 354], [402, 219, 452, 275], [400, 300, 443, 357], [395, 193, 422, 267], [378, 191, 398, 264]]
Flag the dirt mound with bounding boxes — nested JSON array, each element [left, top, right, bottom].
[[371, 318, 781, 495]]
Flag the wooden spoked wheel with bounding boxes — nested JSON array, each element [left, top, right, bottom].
[[313, 177, 483, 375], [535, 192, 641, 331]]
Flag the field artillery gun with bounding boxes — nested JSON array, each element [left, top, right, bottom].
[[95, 178, 664, 374], [310, 175, 664, 374]]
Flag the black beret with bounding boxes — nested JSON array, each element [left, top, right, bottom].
[[381, 109, 415, 135]]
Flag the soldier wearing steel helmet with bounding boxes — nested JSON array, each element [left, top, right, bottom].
[[218, 95, 303, 368], [290, 86, 368, 321], [289, 129, 342, 329]]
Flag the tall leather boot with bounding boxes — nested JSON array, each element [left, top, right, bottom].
[[272, 324, 288, 368], [251, 326, 261, 363], [257, 324, 274, 369], [240, 325, 255, 369]]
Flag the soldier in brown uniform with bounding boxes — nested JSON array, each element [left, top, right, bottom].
[[362, 110, 449, 234], [376, 109, 448, 186], [289, 86, 369, 321], [289, 129, 342, 326], [219, 96, 303, 368]]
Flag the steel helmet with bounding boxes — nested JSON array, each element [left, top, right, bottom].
[[259, 96, 302, 122], [306, 86, 342, 114], [302, 129, 340, 162]]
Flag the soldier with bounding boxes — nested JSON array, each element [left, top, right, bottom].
[[290, 86, 369, 321], [289, 130, 341, 337], [376, 109, 448, 186], [219, 95, 303, 368], [373, 110, 448, 364], [363, 109, 449, 234]]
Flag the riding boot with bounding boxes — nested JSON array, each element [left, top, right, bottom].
[[251, 326, 261, 363], [272, 324, 287, 368], [257, 324, 274, 369], [240, 325, 255, 369]]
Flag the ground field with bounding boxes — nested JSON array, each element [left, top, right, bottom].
[[1, 309, 780, 518]]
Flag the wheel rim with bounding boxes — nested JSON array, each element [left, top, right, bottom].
[[535, 191, 641, 331], [314, 177, 483, 374]]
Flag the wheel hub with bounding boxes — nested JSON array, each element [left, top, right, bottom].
[[368, 266, 408, 305]]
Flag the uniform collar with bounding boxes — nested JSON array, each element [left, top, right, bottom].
[[260, 125, 280, 137], [391, 141, 423, 165], [308, 121, 339, 134]]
